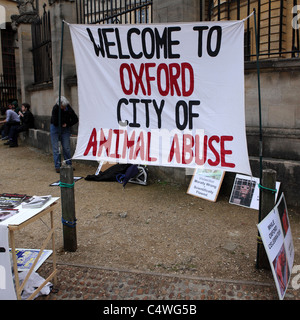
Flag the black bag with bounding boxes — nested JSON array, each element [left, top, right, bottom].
[[85, 164, 131, 181]]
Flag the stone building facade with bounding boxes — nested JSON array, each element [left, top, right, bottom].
[[6, 0, 300, 206]]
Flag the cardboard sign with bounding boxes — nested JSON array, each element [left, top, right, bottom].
[[257, 194, 294, 300], [9, 248, 52, 272], [187, 168, 225, 202]]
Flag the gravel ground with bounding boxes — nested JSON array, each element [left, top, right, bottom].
[[1, 142, 300, 290]]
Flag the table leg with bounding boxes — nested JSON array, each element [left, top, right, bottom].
[[9, 229, 21, 300], [50, 210, 57, 285]]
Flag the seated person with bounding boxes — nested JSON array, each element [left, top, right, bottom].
[[8, 103, 35, 147], [0, 102, 21, 144]]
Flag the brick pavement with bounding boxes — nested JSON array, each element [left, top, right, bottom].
[[36, 262, 300, 301]]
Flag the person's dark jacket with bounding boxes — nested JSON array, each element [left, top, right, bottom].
[[21, 110, 35, 129], [50, 104, 78, 128]]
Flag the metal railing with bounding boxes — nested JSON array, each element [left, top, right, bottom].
[[76, 0, 299, 60], [206, 0, 300, 60], [0, 74, 17, 115], [76, 0, 152, 24]]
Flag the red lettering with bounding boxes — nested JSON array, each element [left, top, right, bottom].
[[120, 64, 133, 95], [168, 134, 181, 163], [169, 63, 181, 96], [182, 63, 194, 97], [208, 135, 220, 166], [221, 135, 235, 168], [145, 132, 157, 162], [131, 63, 146, 95], [98, 129, 112, 157], [120, 63, 194, 97], [123, 131, 136, 159], [83, 128, 97, 156], [182, 134, 194, 164], [145, 63, 156, 95], [195, 134, 207, 165], [157, 63, 169, 96], [134, 132, 145, 160], [109, 129, 124, 158]]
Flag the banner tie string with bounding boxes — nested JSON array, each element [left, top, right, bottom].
[[59, 181, 75, 188], [62, 158, 73, 164], [62, 217, 77, 228], [258, 184, 277, 194], [242, 11, 254, 22], [257, 235, 263, 244]]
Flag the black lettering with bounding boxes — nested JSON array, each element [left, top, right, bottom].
[[87, 28, 105, 57], [154, 28, 168, 59], [152, 99, 165, 129], [115, 28, 130, 59], [168, 27, 181, 59], [141, 99, 151, 128], [188, 100, 200, 129], [102, 28, 118, 59], [175, 100, 188, 130], [127, 28, 142, 59], [117, 98, 129, 126], [128, 98, 140, 127], [142, 28, 155, 59], [193, 26, 209, 57], [207, 26, 222, 57]]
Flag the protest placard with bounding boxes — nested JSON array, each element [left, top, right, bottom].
[[187, 168, 225, 202], [257, 194, 294, 300], [229, 174, 280, 210], [9, 248, 52, 272]]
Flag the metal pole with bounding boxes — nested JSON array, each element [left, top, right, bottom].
[[58, 20, 65, 168], [253, 8, 263, 185], [257, 169, 276, 269], [253, 8, 264, 269], [60, 164, 77, 252]]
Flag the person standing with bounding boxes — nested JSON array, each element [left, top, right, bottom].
[[50, 96, 78, 173]]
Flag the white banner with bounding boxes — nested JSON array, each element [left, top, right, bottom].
[[70, 21, 251, 175]]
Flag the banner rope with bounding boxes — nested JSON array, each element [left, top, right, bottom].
[[59, 181, 75, 188], [62, 158, 73, 164], [257, 235, 263, 244], [61, 217, 77, 228], [258, 184, 277, 194], [242, 11, 254, 22]]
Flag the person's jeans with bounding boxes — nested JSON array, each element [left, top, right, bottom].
[[50, 124, 72, 169]]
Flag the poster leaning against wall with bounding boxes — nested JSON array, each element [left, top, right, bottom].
[[257, 194, 294, 300], [187, 168, 225, 202]]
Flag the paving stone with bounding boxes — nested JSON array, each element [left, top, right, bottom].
[[36, 262, 300, 301]]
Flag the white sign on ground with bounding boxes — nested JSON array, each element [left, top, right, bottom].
[[187, 168, 225, 202]]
